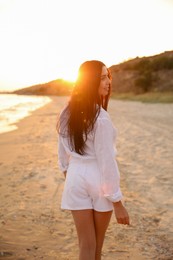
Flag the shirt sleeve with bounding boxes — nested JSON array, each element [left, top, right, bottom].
[[58, 135, 70, 172], [94, 118, 123, 203]]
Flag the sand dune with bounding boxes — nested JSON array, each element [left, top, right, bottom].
[[0, 96, 172, 259]]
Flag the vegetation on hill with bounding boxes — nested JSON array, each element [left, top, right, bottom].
[[13, 79, 74, 96], [110, 50, 173, 94]]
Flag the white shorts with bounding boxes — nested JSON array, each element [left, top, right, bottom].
[[61, 158, 113, 212]]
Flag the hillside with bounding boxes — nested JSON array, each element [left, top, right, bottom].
[[13, 50, 173, 96], [13, 79, 74, 96], [110, 50, 173, 94]]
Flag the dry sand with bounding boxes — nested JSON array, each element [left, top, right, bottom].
[[0, 96, 173, 260]]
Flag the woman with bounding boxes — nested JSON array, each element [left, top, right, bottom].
[[57, 60, 130, 260]]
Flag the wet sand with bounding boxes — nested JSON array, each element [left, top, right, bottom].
[[0, 96, 173, 259]]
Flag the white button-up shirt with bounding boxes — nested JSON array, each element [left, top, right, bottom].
[[58, 106, 123, 203]]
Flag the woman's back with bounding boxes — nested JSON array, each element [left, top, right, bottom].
[[59, 105, 117, 161]]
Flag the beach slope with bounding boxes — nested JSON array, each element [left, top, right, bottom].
[[0, 96, 173, 259]]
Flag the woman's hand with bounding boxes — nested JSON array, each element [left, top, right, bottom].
[[113, 201, 130, 225]]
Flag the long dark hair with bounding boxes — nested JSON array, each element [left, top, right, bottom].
[[58, 60, 112, 155]]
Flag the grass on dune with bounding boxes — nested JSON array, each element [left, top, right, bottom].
[[111, 92, 173, 103]]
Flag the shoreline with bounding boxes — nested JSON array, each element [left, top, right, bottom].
[[0, 97, 173, 259], [0, 94, 52, 135]]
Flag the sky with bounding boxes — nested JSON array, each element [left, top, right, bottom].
[[0, 0, 173, 91]]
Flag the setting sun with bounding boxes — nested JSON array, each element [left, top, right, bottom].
[[0, 0, 173, 91]]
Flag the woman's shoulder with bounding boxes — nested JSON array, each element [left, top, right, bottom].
[[94, 108, 113, 129], [97, 107, 111, 121], [95, 108, 117, 136]]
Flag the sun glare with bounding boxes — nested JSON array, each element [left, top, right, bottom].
[[57, 65, 79, 83], [0, 0, 173, 91]]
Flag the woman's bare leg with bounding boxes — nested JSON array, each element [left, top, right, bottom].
[[71, 209, 96, 260], [94, 210, 113, 260]]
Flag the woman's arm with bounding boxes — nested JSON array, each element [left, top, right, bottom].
[[94, 118, 122, 202], [94, 117, 130, 225]]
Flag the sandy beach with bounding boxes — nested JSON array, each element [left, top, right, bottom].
[[0, 96, 173, 260]]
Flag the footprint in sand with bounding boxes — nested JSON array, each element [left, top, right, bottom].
[[40, 184, 47, 190], [0, 251, 13, 257]]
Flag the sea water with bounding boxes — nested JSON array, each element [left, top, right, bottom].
[[0, 94, 51, 134]]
